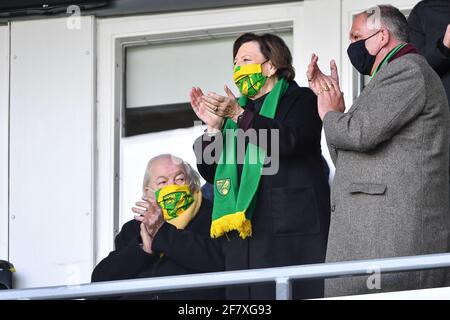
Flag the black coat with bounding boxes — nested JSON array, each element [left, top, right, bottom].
[[408, 0, 450, 101], [91, 199, 224, 300], [153, 81, 331, 299]]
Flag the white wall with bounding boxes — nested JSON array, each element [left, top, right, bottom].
[[0, 25, 9, 261], [8, 17, 95, 288], [298, 0, 343, 183], [297, 0, 342, 87]]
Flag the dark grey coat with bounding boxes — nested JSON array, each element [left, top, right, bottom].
[[324, 54, 450, 297]]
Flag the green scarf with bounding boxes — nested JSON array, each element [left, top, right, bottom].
[[371, 43, 407, 79], [210, 78, 289, 239]]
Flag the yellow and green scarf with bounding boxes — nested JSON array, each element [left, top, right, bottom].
[[211, 78, 289, 239]]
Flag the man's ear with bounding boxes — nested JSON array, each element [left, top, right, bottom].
[[381, 28, 390, 46]]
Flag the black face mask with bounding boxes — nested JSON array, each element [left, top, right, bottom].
[[347, 31, 381, 75]]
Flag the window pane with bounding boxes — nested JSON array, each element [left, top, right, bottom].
[[126, 32, 293, 108]]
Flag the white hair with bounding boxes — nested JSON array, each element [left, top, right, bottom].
[[142, 154, 201, 198], [364, 5, 409, 42]]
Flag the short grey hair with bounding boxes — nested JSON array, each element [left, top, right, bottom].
[[142, 154, 201, 198], [365, 5, 409, 43]]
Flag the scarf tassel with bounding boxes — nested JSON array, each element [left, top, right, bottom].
[[210, 211, 252, 239]]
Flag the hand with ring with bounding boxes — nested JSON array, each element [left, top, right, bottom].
[[316, 75, 345, 120], [307, 54, 340, 96], [200, 85, 244, 122], [190, 87, 224, 132], [306, 54, 345, 119]]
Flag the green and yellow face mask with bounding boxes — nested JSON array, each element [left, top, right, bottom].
[[155, 184, 194, 221], [233, 62, 267, 97]]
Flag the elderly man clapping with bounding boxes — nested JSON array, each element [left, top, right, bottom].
[[91, 154, 224, 300]]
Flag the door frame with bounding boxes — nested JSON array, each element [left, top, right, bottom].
[[0, 23, 10, 261]]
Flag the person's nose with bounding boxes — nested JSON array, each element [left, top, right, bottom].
[[234, 58, 245, 67]]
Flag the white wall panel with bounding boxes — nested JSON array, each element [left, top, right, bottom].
[[0, 25, 9, 261], [299, 0, 343, 183], [9, 17, 94, 288]]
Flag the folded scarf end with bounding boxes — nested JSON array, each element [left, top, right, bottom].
[[210, 211, 252, 239]]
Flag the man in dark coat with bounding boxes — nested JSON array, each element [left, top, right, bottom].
[[408, 0, 450, 100], [91, 154, 224, 300], [408, 0, 450, 201]]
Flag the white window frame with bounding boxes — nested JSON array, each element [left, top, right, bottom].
[[95, 2, 304, 262], [0, 24, 10, 261]]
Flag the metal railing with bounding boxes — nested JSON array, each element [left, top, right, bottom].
[[1, 253, 450, 300]]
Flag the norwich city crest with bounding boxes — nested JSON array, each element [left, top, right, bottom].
[[216, 178, 231, 196]]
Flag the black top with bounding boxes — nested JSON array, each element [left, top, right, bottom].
[[91, 199, 225, 300], [237, 92, 268, 130], [246, 92, 268, 112], [408, 0, 450, 101]]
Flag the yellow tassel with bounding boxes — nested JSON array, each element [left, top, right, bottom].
[[210, 211, 252, 239], [238, 219, 252, 239]]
